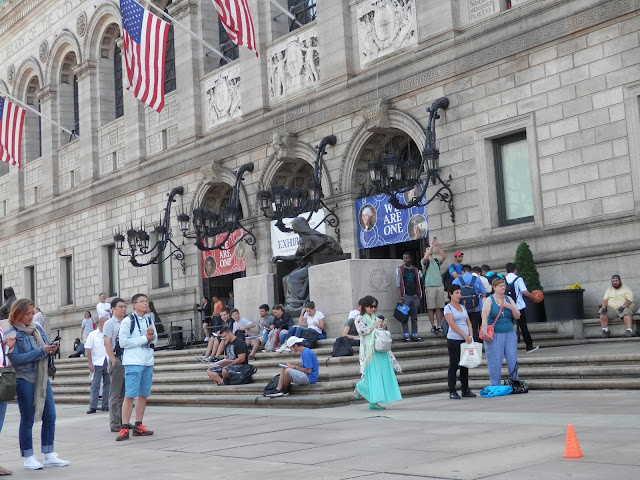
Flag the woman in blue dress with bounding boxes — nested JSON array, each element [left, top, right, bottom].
[[353, 295, 402, 410]]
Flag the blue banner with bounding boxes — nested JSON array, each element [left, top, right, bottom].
[[356, 193, 429, 249]]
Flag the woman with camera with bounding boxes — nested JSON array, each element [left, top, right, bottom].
[[353, 295, 402, 410], [7, 299, 70, 470]]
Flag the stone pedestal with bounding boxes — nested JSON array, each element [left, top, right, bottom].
[[233, 274, 277, 319], [308, 259, 401, 337]]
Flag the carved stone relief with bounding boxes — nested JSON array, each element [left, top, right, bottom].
[[267, 132, 297, 162], [39, 41, 49, 63], [356, 0, 417, 68], [76, 12, 87, 37], [369, 267, 391, 292], [361, 100, 390, 129], [267, 27, 320, 103], [203, 64, 241, 130], [7, 64, 15, 85]]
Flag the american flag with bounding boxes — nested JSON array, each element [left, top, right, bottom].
[[0, 96, 26, 169], [120, 0, 171, 112], [213, 0, 258, 57]]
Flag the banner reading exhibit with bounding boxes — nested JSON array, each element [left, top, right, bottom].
[[270, 210, 326, 257], [356, 194, 428, 249], [201, 229, 247, 278]]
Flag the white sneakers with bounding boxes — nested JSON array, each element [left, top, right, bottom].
[[43, 452, 70, 468], [275, 344, 290, 353], [196, 355, 212, 363], [23, 456, 43, 470]]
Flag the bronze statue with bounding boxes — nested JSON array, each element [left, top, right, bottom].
[[273, 217, 343, 313]]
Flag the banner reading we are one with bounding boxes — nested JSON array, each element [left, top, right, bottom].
[[356, 194, 428, 249], [201, 229, 247, 278]]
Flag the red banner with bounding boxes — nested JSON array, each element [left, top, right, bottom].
[[201, 229, 247, 278]]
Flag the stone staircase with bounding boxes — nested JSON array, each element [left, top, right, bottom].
[[50, 321, 640, 409]]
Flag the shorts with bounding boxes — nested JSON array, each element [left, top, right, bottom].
[[208, 364, 245, 381], [124, 365, 153, 398], [600, 306, 635, 320], [425, 286, 445, 309], [287, 367, 310, 385]]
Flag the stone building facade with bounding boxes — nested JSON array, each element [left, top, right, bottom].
[[1, 0, 639, 349]]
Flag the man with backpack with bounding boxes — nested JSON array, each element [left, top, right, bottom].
[[266, 336, 319, 397], [395, 252, 423, 342], [421, 240, 447, 334], [206, 326, 251, 385], [103, 297, 127, 433], [505, 263, 539, 353], [116, 293, 157, 441], [453, 265, 485, 340]]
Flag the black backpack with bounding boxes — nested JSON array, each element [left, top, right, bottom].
[[228, 364, 257, 385], [263, 374, 281, 396], [505, 276, 519, 302], [332, 336, 353, 357], [302, 329, 318, 349], [442, 269, 453, 290], [114, 314, 148, 357], [459, 276, 479, 310]]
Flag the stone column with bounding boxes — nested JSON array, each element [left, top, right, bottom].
[[72, 60, 99, 181], [238, 0, 269, 117], [317, 0, 355, 87], [118, 37, 147, 164], [168, 0, 204, 143], [32, 86, 58, 201]]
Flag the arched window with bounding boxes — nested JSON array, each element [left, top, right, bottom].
[[164, 25, 176, 93], [114, 43, 124, 119], [58, 51, 79, 143], [289, 0, 316, 31], [73, 74, 80, 136], [23, 76, 42, 163], [218, 19, 239, 67]]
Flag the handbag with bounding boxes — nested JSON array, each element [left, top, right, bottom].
[[0, 333, 16, 401], [459, 341, 483, 369], [48, 355, 57, 379], [332, 336, 353, 357], [374, 329, 392, 352], [504, 376, 528, 394], [393, 304, 410, 324], [479, 299, 504, 341]]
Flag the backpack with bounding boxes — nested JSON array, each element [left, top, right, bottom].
[[332, 336, 353, 357], [114, 314, 150, 357], [459, 276, 479, 310], [228, 364, 257, 385], [263, 374, 281, 396], [505, 276, 519, 302], [442, 266, 454, 289], [302, 329, 318, 349]]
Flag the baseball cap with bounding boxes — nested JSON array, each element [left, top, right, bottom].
[[454, 251, 464, 257], [285, 336, 305, 348]]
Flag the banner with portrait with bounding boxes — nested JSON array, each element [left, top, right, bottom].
[[356, 194, 428, 249], [201, 229, 247, 278], [270, 210, 326, 257]]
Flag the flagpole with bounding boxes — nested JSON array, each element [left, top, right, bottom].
[[143, 1, 233, 64], [0, 89, 77, 138], [268, 0, 304, 29]]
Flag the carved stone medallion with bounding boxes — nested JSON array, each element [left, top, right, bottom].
[[7, 64, 15, 85], [39, 41, 49, 63], [369, 267, 391, 292], [76, 12, 87, 37]]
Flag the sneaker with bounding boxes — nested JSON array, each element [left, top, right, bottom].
[[431, 326, 438, 333], [110, 426, 121, 432], [116, 426, 130, 441], [266, 390, 285, 397], [526, 346, 539, 353], [23, 456, 43, 470], [275, 344, 289, 353], [449, 392, 461, 400], [43, 452, 70, 468], [196, 355, 211, 363], [86, 408, 97, 414], [602, 329, 611, 337], [461, 389, 477, 398], [204, 337, 210, 342], [403, 336, 411, 343], [411, 336, 423, 342], [132, 423, 154, 436], [624, 330, 634, 337], [248, 355, 256, 361], [101, 407, 109, 411], [437, 326, 444, 333]]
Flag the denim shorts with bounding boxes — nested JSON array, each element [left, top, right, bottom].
[[124, 365, 153, 398]]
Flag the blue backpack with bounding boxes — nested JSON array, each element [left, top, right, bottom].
[[459, 276, 479, 310], [479, 385, 513, 397]]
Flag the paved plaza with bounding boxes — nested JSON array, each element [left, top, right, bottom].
[[0, 385, 638, 479]]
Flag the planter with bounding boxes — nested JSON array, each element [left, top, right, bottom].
[[543, 289, 585, 322], [524, 297, 547, 323]]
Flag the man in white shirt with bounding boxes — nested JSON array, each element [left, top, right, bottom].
[[505, 263, 539, 353], [116, 293, 157, 441], [85, 317, 111, 414], [103, 297, 127, 433], [96, 293, 112, 320]]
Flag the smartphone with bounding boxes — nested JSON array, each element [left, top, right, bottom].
[[433, 236, 437, 242], [278, 363, 287, 368]]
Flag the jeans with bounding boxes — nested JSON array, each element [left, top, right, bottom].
[[0, 401, 6, 433], [89, 359, 111, 410], [287, 327, 326, 340], [16, 379, 56, 457], [401, 295, 420, 335], [484, 331, 518, 386], [517, 308, 533, 349], [447, 339, 469, 392]]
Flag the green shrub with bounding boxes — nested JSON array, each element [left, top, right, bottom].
[[514, 242, 543, 292]]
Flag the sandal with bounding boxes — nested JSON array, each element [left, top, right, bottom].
[[352, 390, 362, 399], [0, 466, 13, 476], [369, 403, 385, 410]]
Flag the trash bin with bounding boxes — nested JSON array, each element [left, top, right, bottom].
[[169, 326, 184, 350]]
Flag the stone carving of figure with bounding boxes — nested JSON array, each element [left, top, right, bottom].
[[275, 51, 287, 96], [301, 40, 319, 85], [273, 217, 343, 313]]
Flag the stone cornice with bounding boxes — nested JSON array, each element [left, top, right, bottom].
[[168, 0, 198, 20], [35, 85, 57, 102], [72, 60, 97, 81]]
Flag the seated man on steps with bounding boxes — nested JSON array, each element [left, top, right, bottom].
[[267, 336, 319, 397], [206, 326, 248, 385], [248, 304, 275, 360], [343, 299, 363, 346], [599, 274, 636, 337], [196, 308, 230, 363]]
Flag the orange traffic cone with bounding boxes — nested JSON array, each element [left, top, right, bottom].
[[562, 424, 584, 458]]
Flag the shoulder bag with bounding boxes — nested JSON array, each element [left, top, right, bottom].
[[479, 298, 503, 342], [0, 332, 16, 402], [374, 329, 392, 352]]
